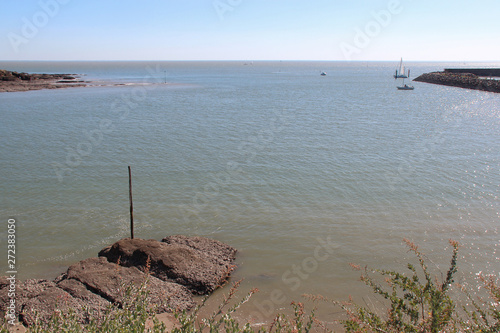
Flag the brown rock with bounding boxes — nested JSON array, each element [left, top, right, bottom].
[[20, 286, 85, 327], [414, 71, 500, 93], [0, 278, 95, 327], [57, 277, 111, 315], [65, 257, 195, 312], [0, 235, 236, 328], [99, 237, 236, 294], [162, 235, 237, 267]]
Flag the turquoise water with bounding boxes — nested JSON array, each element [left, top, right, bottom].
[[1, 61, 499, 324]]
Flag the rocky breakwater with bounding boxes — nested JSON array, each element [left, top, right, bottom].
[[413, 71, 500, 93], [0, 235, 237, 327], [0, 69, 87, 92]]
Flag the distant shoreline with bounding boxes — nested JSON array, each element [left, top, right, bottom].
[[0, 69, 88, 93], [0, 69, 175, 93]]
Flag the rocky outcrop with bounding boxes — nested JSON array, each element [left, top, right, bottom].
[[20, 281, 90, 327], [64, 257, 195, 312], [99, 236, 237, 294], [444, 68, 500, 77], [0, 69, 87, 92], [0, 69, 72, 82], [0, 235, 237, 328], [414, 71, 500, 93]]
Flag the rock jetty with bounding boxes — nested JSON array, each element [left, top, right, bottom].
[[0, 235, 237, 328], [413, 71, 500, 93], [0, 69, 87, 92]]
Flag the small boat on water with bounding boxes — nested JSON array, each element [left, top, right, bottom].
[[394, 58, 410, 79], [397, 77, 414, 90], [320, 71, 327, 76], [397, 84, 414, 90]]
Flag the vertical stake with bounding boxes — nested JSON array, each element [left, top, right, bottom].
[[128, 166, 134, 239]]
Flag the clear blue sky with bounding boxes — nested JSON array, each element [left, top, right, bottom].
[[1, 0, 499, 61]]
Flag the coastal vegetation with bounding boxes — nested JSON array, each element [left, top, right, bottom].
[[1, 239, 498, 332]]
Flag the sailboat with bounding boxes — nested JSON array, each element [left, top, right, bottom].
[[394, 58, 409, 79], [397, 77, 414, 90]]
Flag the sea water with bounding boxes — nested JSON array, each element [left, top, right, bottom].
[[1, 61, 499, 325]]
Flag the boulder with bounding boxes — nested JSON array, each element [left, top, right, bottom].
[[56, 277, 111, 314], [99, 237, 236, 294], [5, 279, 59, 322], [414, 71, 500, 93], [162, 235, 237, 267], [20, 286, 86, 327], [64, 257, 195, 312], [0, 235, 236, 328], [0, 278, 97, 327], [1, 257, 196, 327]]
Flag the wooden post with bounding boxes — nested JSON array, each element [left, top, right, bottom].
[[128, 166, 134, 239]]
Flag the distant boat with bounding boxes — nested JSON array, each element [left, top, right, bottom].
[[394, 58, 410, 79], [397, 84, 414, 90], [397, 78, 414, 90], [320, 71, 327, 76]]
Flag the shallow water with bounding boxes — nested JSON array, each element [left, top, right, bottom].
[[1, 60, 499, 326]]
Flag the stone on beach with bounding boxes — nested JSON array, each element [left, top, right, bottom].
[[99, 236, 237, 294], [0, 235, 236, 328], [63, 257, 195, 312]]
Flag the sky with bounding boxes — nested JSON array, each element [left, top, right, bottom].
[[0, 0, 499, 61]]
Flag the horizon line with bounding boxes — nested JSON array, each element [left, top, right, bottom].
[[1, 59, 500, 63]]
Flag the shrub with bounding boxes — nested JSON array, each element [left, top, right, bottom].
[[320, 239, 460, 332], [458, 273, 500, 332]]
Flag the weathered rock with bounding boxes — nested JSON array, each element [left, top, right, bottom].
[[16, 279, 60, 319], [0, 278, 94, 327], [0, 69, 87, 92], [99, 237, 236, 294], [0, 276, 10, 288], [65, 257, 195, 312], [414, 71, 500, 93], [57, 277, 111, 315], [162, 235, 237, 267], [0, 235, 236, 328], [20, 286, 86, 327], [0, 277, 15, 318]]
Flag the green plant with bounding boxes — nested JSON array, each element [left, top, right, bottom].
[[459, 273, 500, 332], [172, 279, 257, 333], [334, 239, 460, 333], [267, 301, 317, 333], [172, 280, 320, 333]]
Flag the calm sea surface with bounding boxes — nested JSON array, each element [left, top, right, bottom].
[[1, 61, 499, 325]]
